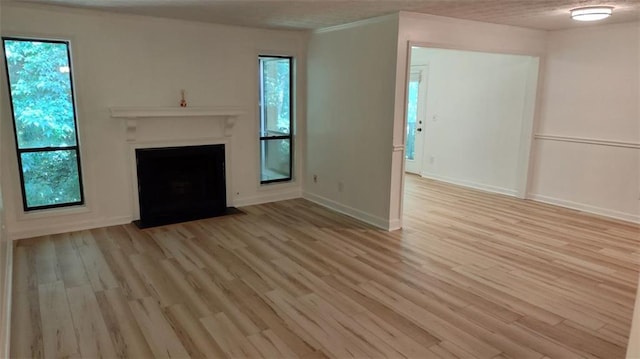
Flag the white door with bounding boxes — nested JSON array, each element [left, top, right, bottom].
[[405, 66, 428, 174]]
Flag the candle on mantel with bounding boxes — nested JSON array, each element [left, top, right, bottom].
[[180, 89, 187, 108]]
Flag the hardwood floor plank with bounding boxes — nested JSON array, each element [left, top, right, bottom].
[[428, 342, 463, 359], [103, 248, 150, 300], [322, 273, 444, 348], [439, 264, 565, 325], [38, 281, 79, 358], [66, 285, 118, 358], [53, 233, 89, 288], [106, 226, 139, 255], [351, 312, 434, 358], [247, 329, 299, 358], [458, 305, 580, 359], [260, 232, 331, 277], [199, 221, 249, 250], [90, 227, 120, 256], [95, 288, 155, 358], [264, 289, 374, 358], [299, 292, 408, 357], [73, 230, 119, 291], [516, 316, 626, 359], [201, 312, 262, 358], [12, 244, 37, 293], [189, 267, 262, 335], [160, 258, 214, 317], [130, 253, 183, 307], [10, 287, 43, 359], [359, 280, 502, 358], [234, 247, 312, 297], [34, 237, 61, 285], [150, 228, 205, 272], [181, 234, 235, 281], [129, 296, 190, 358], [13, 239, 46, 359], [224, 277, 325, 358], [438, 341, 483, 359], [272, 257, 366, 315], [164, 303, 228, 358], [122, 223, 167, 259]]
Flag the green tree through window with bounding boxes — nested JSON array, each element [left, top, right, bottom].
[[259, 56, 293, 184], [3, 38, 84, 210]]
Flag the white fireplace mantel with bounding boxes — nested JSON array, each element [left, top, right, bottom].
[[110, 106, 245, 141]]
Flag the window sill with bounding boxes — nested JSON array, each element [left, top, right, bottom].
[[259, 179, 297, 191]]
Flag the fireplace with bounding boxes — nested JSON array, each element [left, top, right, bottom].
[[134, 144, 231, 228]]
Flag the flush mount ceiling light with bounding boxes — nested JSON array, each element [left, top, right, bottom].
[[570, 6, 613, 21]]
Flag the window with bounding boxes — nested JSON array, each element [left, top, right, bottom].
[[3, 38, 84, 210], [259, 56, 292, 184]]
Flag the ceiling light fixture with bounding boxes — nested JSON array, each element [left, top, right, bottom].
[[570, 6, 613, 21]]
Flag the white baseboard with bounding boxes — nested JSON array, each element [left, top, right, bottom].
[[420, 172, 518, 197], [8, 215, 133, 241], [388, 217, 402, 231], [233, 188, 302, 208], [0, 242, 13, 358], [302, 191, 391, 230], [527, 194, 640, 224]]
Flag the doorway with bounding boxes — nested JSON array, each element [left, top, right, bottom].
[[401, 45, 540, 225], [404, 65, 428, 174]]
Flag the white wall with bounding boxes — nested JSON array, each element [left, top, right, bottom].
[[304, 15, 399, 228], [391, 12, 548, 228], [412, 47, 539, 197], [1, 4, 308, 239], [529, 22, 640, 223]]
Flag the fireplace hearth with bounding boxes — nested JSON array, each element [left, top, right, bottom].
[[134, 144, 238, 228]]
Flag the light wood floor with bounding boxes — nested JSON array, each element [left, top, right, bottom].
[[11, 175, 640, 358]]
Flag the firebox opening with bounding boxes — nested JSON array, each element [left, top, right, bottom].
[[134, 144, 240, 228]]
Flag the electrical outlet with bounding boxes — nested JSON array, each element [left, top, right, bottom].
[[338, 181, 344, 192], [429, 156, 435, 164], [313, 174, 318, 183]]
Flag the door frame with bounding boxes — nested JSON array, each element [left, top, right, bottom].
[[393, 40, 545, 230], [404, 65, 429, 175]]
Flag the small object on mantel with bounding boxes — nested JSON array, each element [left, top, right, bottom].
[[180, 89, 187, 107]]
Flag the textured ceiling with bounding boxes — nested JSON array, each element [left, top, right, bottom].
[[7, 0, 640, 31]]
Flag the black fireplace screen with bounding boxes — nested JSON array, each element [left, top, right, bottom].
[[135, 144, 226, 228]]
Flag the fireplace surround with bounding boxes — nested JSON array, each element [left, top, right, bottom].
[[110, 106, 245, 227]]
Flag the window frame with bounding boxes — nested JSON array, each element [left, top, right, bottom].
[[2, 36, 85, 211], [258, 55, 294, 185]]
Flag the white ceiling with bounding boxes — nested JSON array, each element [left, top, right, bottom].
[[7, 0, 640, 31]]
